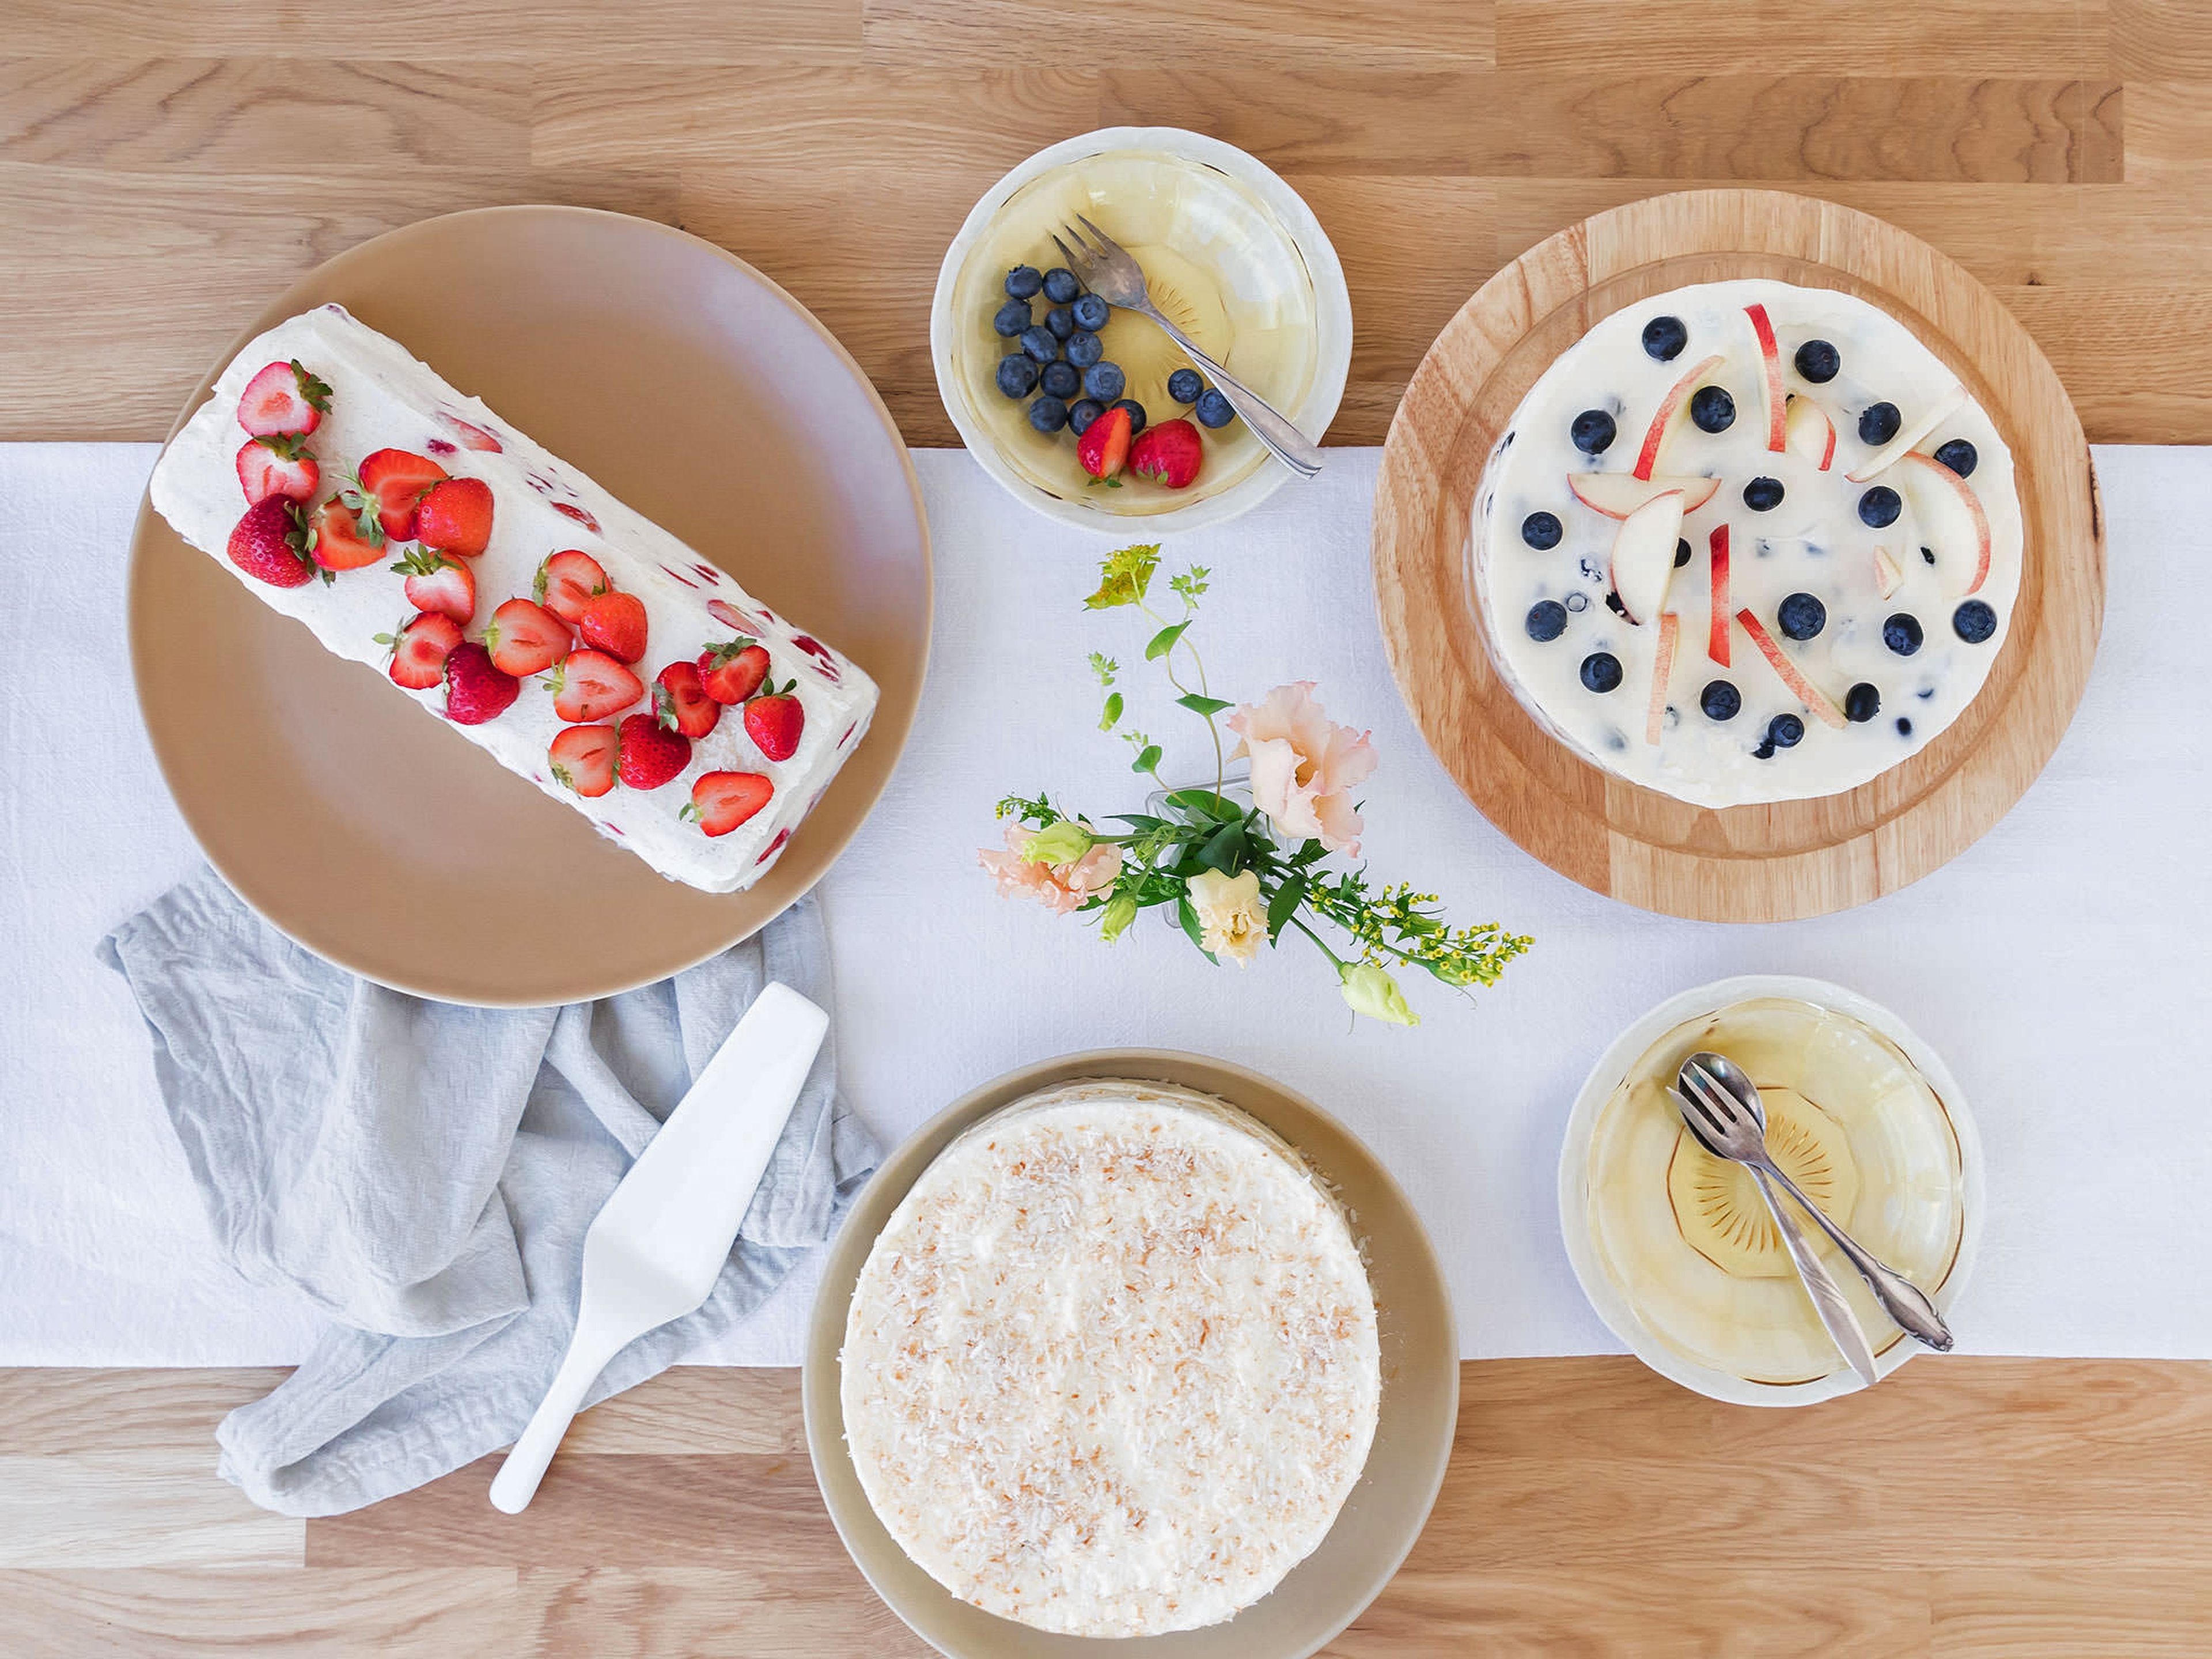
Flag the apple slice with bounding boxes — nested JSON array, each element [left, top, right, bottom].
[[1846, 382, 1969, 480], [1737, 607, 1847, 729], [1744, 304, 1787, 452], [1568, 471, 1722, 520], [1631, 351, 1726, 480], [1645, 611, 1680, 746], [1784, 393, 1837, 471], [1873, 543, 1905, 600], [1707, 524, 1731, 666], [1895, 449, 1991, 596], [1609, 490, 1685, 626]]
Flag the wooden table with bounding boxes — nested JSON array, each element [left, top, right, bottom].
[[6, 1, 2211, 1652]]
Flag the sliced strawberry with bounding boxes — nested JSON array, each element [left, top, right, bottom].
[[391, 547, 476, 624], [744, 679, 804, 762], [236, 434, 319, 505], [535, 550, 608, 626], [1128, 418, 1205, 489], [615, 711, 690, 790], [551, 501, 601, 533], [435, 411, 503, 452], [444, 640, 519, 725], [415, 476, 494, 556], [548, 723, 618, 798], [654, 661, 722, 739], [484, 597, 573, 676], [577, 590, 648, 664], [377, 610, 463, 690], [1078, 403, 1132, 480], [698, 637, 768, 704], [308, 494, 386, 570], [544, 648, 644, 723], [226, 496, 316, 588], [237, 359, 331, 438], [347, 449, 448, 541], [683, 770, 773, 837]]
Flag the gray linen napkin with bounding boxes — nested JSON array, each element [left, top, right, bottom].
[[98, 865, 877, 1517]]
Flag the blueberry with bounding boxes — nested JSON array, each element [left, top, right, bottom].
[[1067, 398, 1105, 436], [1041, 267, 1080, 305], [1082, 361, 1126, 402], [994, 354, 1039, 399], [1690, 385, 1736, 433], [993, 298, 1032, 338], [1859, 401, 1902, 446], [1795, 339, 1840, 383], [1046, 305, 1075, 340], [1701, 680, 1741, 721], [1111, 398, 1147, 434], [1525, 600, 1569, 642], [1003, 265, 1043, 301], [1018, 325, 1058, 363], [1065, 331, 1103, 369], [1768, 713, 1805, 749], [1743, 475, 1785, 512], [1675, 537, 1693, 569], [1953, 599, 1998, 643], [1934, 438, 1979, 478], [1642, 315, 1688, 361], [1883, 612, 1924, 657], [1571, 408, 1617, 455], [1896, 717, 1914, 736], [1166, 368, 1203, 405], [1194, 388, 1236, 429], [1844, 682, 1881, 723], [1027, 396, 1069, 434], [1858, 484, 1902, 528], [1777, 592, 1825, 641], [1071, 293, 1109, 332], [1580, 652, 1623, 694], [1522, 511, 1563, 550], [1039, 361, 1080, 400]]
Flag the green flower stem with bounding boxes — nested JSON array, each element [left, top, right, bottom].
[[1288, 914, 1347, 969], [1137, 596, 1226, 800]]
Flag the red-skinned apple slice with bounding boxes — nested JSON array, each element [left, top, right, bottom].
[[1873, 543, 1904, 600], [1745, 304, 1787, 452], [1568, 471, 1721, 519], [1631, 352, 1726, 480], [1895, 449, 1991, 596], [1707, 524, 1731, 666], [1846, 382, 1969, 481], [1645, 611, 1680, 746], [1784, 393, 1837, 471], [1737, 607, 1847, 728], [1609, 490, 1684, 626]]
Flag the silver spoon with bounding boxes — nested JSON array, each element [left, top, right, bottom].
[[1679, 1052, 1954, 1354]]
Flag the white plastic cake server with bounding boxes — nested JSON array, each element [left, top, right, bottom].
[[488, 982, 830, 1513]]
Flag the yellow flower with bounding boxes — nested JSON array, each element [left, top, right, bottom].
[[1339, 961, 1419, 1026], [1185, 869, 1267, 965]]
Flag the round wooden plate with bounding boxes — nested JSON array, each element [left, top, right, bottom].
[[804, 1049, 1458, 1659], [1372, 189, 2104, 922], [128, 206, 931, 1005]]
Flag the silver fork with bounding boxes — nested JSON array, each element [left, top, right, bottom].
[[1053, 215, 1325, 480]]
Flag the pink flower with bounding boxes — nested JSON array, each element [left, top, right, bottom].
[[978, 823, 1123, 915], [1228, 682, 1377, 856]]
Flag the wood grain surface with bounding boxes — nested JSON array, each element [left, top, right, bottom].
[[1372, 188, 2104, 919], [7, 0, 2211, 1652]]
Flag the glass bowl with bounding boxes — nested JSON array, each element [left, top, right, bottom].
[[931, 127, 1351, 535]]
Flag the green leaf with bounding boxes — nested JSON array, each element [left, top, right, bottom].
[[1176, 896, 1215, 960], [1174, 692, 1231, 717], [1100, 691, 1124, 731], [1196, 823, 1245, 874], [1109, 813, 1165, 832], [1083, 544, 1160, 610], [1145, 621, 1188, 660], [1267, 874, 1306, 941], [1132, 744, 1162, 775]]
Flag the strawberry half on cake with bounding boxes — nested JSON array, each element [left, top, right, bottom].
[[149, 304, 878, 893], [1469, 279, 2023, 808]]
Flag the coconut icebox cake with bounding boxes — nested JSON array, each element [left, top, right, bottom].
[[840, 1080, 1380, 1638], [1471, 278, 2024, 808], [149, 304, 877, 893]]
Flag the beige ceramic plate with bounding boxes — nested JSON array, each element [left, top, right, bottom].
[[804, 1049, 1456, 1659], [128, 206, 930, 1006]]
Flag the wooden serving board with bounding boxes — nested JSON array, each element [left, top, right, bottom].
[[1371, 188, 2104, 922]]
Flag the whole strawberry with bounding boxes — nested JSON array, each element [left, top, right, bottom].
[[744, 679, 805, 762], [225, 495, 316, 587], [444, 641, 519, 725], [1128, 418, 1204, 490], [415, 476, 494, 556], [615, 711, 690, 790]]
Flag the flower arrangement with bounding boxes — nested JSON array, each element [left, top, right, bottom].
[[981, 544, 1530, 1025]]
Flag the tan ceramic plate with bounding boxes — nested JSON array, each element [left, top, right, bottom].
[[804, 1048, 1457, 1659], [128, 206, 930, 1006]]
